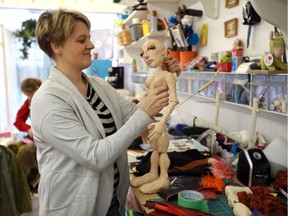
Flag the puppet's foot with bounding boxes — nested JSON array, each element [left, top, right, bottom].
[[139, 177, 170, 194], [130, 172, 158, 187]]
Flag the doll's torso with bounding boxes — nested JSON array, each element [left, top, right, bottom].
[[145, 71, 167, 92]]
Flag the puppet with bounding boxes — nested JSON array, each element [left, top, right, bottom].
[[260, 28, 287, 71], [130, 39, 179, 194]]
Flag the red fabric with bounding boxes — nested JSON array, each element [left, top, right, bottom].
[[237, 186, 286, 216], [273, 170, 288, 190], [14, 99, 31, 132]]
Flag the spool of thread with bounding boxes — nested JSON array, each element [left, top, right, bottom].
[[178, 190, 209, 213], [150, 10, 157, 32]]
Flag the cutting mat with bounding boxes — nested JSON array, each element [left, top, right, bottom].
[[208, 194, 234, 216]]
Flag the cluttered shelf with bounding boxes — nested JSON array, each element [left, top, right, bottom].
[[131, 71, 288, 116]]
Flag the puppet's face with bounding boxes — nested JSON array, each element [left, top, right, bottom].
[[270, 37, 285, 58], [140, 40, 166, 68]]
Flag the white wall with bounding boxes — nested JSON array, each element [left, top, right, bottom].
[[170, 0, 287, 144], [189, 0, 282, 59], [0, 0, 127, 13]]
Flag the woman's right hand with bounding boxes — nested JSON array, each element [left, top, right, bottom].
[[138, 86, 169, 118]]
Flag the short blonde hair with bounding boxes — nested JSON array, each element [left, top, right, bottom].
[[35, 8, 91, 58]]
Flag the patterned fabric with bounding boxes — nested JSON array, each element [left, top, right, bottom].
[[85, 82, 119, 206]]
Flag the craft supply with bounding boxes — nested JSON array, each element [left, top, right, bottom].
[[200, 23, 208, 46], [178, 190, 209, 213], [150, 10, 157, 32]]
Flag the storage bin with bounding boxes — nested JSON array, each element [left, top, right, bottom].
[[169, 50, 180, 62], [268, 75, 287, 113], [190, 73, 199, 94], [180, 51, 197, 71], [250, 75, 269, 109], [129, 24, 143, 41], [177, 72, 189, 92], [216, 61, 232, 72], [215, 73, 227, 100], [232, 74, 250, 105], [117, 27, 131, 46], [197, 72, 211, 97]]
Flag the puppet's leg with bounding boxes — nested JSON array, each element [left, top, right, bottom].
[[139, 131, 170, 194], [130, 149, 159, 187]]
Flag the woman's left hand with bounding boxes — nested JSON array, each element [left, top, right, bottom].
[[164, 55, 181, 76]]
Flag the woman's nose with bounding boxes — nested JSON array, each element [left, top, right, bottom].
[[88, 40, 95, 49]]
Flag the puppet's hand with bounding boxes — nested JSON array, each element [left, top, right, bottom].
[[164, 55, 181, 76], [148, 122, 165, 141]]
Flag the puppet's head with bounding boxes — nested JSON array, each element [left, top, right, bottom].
[[270, 29, 285, 58], [140, 39, 167, 68], [260, 28, 287, 71]]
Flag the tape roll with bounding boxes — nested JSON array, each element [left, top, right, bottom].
[[178, 190, 209, 213]]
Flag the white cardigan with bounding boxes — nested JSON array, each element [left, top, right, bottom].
[[31, 67, 152, 216]]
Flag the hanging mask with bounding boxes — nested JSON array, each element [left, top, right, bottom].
[[242, 1, 261, 48]]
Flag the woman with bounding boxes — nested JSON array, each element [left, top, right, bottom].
[[13, 77, 41, 193], [14, 77, 41, 139], [31, 8, 180, 216]]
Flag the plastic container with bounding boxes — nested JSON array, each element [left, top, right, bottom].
[[180, 51, 197, 71], [169, 50, 180, 62], [268, 75, 287, 113], [216, 62, 232, 72], [142, 20, 150, 36], [250, 75, 269, 109], [129, 23, 143, 41]]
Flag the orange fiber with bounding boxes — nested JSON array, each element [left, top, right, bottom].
[[200, 173, 225, 192]]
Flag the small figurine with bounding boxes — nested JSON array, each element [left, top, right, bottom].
[[232, 38, 243, 50], [130, 39, 179, 194], [231, 38, 243, 57], [260, 28, 287, 71]]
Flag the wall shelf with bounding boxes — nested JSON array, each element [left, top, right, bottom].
[[131, 71, 288, 116], [123, 10, 148, 26], [125, 31, 167, 49]]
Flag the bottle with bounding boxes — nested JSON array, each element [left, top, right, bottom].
[[150, 10, 157, 33], [142, 19, 150, 36], [132, 59, 137, 72]]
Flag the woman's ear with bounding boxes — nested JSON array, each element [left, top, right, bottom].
[[50, 42, 62, 55]]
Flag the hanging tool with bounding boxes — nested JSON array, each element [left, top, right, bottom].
[[242, 1, 261, 48]]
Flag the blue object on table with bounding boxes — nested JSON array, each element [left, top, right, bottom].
[[86, 59, 112, 79], [231, 143, 238, 155]]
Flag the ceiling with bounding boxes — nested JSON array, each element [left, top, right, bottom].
[[0, 0, 138, 13]]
